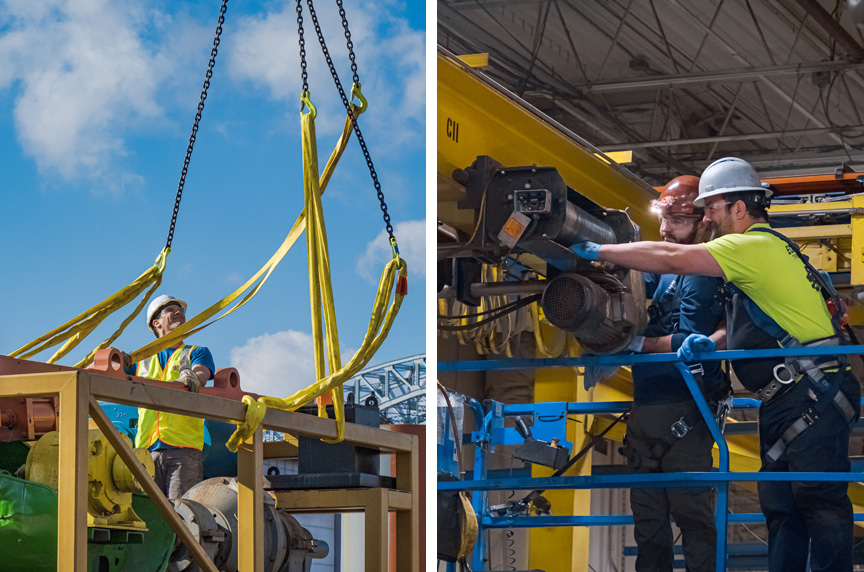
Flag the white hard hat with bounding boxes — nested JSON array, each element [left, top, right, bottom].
[[146, 295, 187, 333], [693, 157, 772, 207]]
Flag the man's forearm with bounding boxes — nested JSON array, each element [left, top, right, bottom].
[[192, 364, 212, 385], [599, 241, 724, 278], [641, 335, 672, 354], [600, 242, 691, 274]]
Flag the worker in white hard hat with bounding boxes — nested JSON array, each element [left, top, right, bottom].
[[123, 295, 216, 499], [571, 157, 860, 571]]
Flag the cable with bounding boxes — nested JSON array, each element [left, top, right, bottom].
[[438, 294, 541, 331], [438, 295, 536, 320]]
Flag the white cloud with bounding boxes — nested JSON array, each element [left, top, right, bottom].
[[356, 219, 425, 283], [0, 1, 423, 186], [230, 330, 319, 397], [0, 1, 171, 183], [226, 0, 423, 138], [229, 330, 357, 398]]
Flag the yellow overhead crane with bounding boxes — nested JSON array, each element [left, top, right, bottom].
[[437, 48, 864, 572]]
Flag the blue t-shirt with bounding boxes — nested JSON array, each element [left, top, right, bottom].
[[125, 345, 215, 450], [632, 273, 725, 404]]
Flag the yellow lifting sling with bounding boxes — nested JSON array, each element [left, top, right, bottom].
[[9, 0, 233, 367], [11, 0, 407, 449], [227, 0, 408, 449]]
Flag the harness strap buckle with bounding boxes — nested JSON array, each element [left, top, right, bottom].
[[773, 363, 796, 384], [801, 408, 819, 426], [670, 417, 693, 439], [688, 363, 705, 376]]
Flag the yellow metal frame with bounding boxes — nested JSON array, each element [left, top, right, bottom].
[[1, 369, 419, 572], [271, 488, 415, 572], [767, 196, 864, 318], [437, 50, 660, 241]]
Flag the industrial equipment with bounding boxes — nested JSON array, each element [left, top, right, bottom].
[[2, 428, 329, 572], [26, 429, 155, 530], [169, 477, 328, 572], [439, 155, 647, 354]]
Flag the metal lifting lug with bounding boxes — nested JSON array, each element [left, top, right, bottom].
[[671, 417, 693, 439]]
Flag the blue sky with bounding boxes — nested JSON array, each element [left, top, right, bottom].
[[0, 0, 425, 398]]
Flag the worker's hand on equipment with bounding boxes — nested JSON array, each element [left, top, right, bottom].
[[569, 241, 602, 261], [677, 334, 716, 361], [582, 336, 644, 390], [119, 351, 132, 369], [583, 365, 620, 390], [627, 335, 645, 353], [178, 368, 202, 393]]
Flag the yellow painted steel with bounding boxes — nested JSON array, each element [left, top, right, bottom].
[[57, 371, 89, 572], [1, 368, 418, 571], [238, 429, 265, 572], [25, 429, 154, 530], [531, 369, 590, 572], [437, 51, 660, 241], [456, 53, 489, 68], [768, 196, 864, 322], [394, 435, 420, 572], [436, 54, 656, 568], [88, 396, 220, 572], [527, 319, 591, 572], [597, 150, 633, 164], [852, 195, 864, 285]]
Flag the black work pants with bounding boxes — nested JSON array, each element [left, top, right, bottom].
[[757, 372, 859, 572], [626, 400, 717, 572], [151, 447, 203, 499]]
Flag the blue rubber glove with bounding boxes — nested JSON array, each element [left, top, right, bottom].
[[582, 336, 645, 390], [627, 335, 645, 353], [583, 365, 620, 391], [677, 333, 715, 361], [569, 240, 602, 261]]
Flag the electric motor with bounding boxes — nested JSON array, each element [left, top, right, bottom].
[[541, 272, 647, 354]]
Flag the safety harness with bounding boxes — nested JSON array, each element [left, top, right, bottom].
[[623, 275, 731, 470], [728, 227, 857, 463]]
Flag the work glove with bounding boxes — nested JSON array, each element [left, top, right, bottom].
[[582, 336, 645, 390], [677, 334, 715, 361], [178, 368, 202, 393], [569, 240, 602, 261], [119, 351, 132, 370]]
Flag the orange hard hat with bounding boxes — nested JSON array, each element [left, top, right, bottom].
[[651, 175, 702, 217]]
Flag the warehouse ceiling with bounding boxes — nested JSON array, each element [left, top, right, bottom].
[[438, 0, 864, 184]]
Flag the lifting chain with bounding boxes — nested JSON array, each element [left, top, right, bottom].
[[165, 0, 229, 251], [299, 0, 396, 245], [295, 0, 309, 96], [335, 0, 360, 86]]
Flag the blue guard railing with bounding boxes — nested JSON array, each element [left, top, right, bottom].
[[438, 346, 864, 572]]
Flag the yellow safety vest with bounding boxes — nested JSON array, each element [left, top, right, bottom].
[[135, 345, 205, 450]]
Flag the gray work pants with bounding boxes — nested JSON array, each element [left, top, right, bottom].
[[151, 448, 203, 499], [625, 400, 717, 572]]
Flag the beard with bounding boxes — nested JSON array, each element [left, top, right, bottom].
[[705, 220, 722, 241], [663, 221, 702, 245], [707, 218, 736, 239]]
